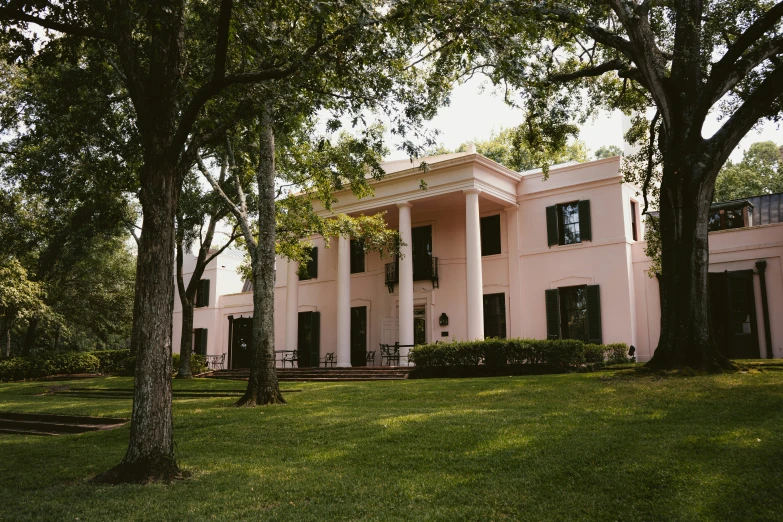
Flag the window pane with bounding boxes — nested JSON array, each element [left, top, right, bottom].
[[708, 211, 722, 231], [724, 208, 744, 229], [558, 203, 581, 244], [559, 286, 588, 341]]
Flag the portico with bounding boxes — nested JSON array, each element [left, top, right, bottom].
[[292, 149, 523, 366]]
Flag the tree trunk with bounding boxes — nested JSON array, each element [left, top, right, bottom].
[[94, 158, 184, 483], [177, 298, 195, 378], [237, 103, 285, 407], [20, 317, 38, 356], [647, 165, 733, 371]]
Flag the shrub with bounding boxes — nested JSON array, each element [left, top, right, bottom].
[[408, 338, 631, 378], [172, 353, 208, 375], [0, 352, 100, 382], [93, 350, 132, 374]]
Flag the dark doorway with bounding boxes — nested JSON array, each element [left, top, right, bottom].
[[414, 308, 426, 346], [483, 293, 507, 339], [709, 271, 760, 359], [297, 311, 321, 367], [230, 317, 252, 369], [350, 306, 367, 366]]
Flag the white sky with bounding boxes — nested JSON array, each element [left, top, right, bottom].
[[383, 76, 783, 163]]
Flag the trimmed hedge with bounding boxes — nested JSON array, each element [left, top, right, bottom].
[[0, 352, 100, 382], [408, 338, 629, 378], [0, 350, 208, 381]]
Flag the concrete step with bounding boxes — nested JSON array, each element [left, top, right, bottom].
[[0, 412, 128, 436], [208, 366, 412, 382]]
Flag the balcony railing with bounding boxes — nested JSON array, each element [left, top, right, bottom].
[[385, 256, 439, 293]]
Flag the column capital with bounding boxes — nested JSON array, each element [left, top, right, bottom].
[[504, 204, 520, 213], [396, 201, 413, 209], [463, 188, 481, 196]]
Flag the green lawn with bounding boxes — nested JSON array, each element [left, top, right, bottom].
[[1, 369, 782, 521]]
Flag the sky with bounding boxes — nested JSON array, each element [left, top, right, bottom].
[[382, 76, 783, 163]]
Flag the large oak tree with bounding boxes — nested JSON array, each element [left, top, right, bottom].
[[437, 0, 783, 369]]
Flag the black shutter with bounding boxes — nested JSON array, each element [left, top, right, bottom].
[[199, 328, 208, 356], [546, 205, 559, 247], [586, 285, 602, 344], [545, 289, 560, 339], [311, 311, 321, 366], [578, 200, 592, 241], [196, 279, 210, 307]]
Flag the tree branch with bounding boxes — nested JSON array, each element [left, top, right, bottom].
[[0, 7, 114, 41], [548, 58, 628, 82], [715, 1, 783, 75], [707, 63, 783, 173], [703, 36, 783, 110]]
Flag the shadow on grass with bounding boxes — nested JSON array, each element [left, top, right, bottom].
[[0, 372, 781, 521]]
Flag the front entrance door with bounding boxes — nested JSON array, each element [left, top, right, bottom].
[[350, 306, 367, 367], [297, 311, 320, 367], [709, 271, 760, 359], [230, 317, 253, 369], [413, 308, 426, 346]]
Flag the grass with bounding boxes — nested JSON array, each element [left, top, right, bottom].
[[1, 369, 782, 521]]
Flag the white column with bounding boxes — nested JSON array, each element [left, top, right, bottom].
[[397, 202, 414, 360], [336, 235, 351, 367], [285, 260, 299, 356], [464, 189, 484, 340], [505, 205, 523, 338]]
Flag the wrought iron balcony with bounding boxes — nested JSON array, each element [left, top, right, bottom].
[[385, 256, 439, 293]]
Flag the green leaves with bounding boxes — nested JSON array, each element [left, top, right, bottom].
[[714, 141, 783, 201]]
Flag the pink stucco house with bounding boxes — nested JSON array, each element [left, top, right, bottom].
[[173, 150, 783, 368]]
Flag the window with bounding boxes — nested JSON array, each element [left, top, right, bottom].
[[193, 328, 208, 356], [483, 293, 507, 339], [195, 279, 210, 308], [630, 200, 638, 241], [546, 200, 592, 246], [559, 286, 588, 341], [708, 201, 752, 231], [545, 285, 602, 343], [350, 239, 365, 274], [480, 214, 502, 256], [298, 247, 318, 280], [411, 225, 433, 281], [558, 202, 581, 244]]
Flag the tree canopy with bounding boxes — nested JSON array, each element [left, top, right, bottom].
[[714, 141, 783, 201]]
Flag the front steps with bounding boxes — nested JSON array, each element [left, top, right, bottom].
[[0, 412, 128, 436], [208, 366, 413, 382]]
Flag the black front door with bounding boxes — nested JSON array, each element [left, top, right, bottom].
[[709, 271, 760, 359], [350, 306, 367, 367], [414, 308, 426, 346], [411, 225, 433, 280], [230, 318, 253, 369], [297, 311, 321, 367]]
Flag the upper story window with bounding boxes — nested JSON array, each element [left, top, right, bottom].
[[708, 201, 753, 231], [480, 214, 502, 256], [298, 246, 318, 280], [350, 239, 365, 274], [630, 200, 639, 241], [195, 279, 210, 308], [411, 225, 433, 281], [546, 200, 592, 247]]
